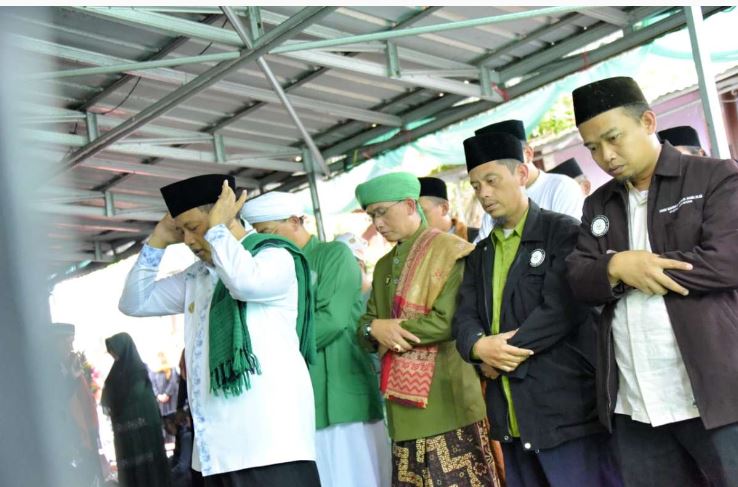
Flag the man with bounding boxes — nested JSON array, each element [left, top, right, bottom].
[[657, 125, 708, 156], [566, 76, 738, 487], [549, 157, 592, 195], [474, 119, 585, 243], [355, 172, 500, 486], [418, 176, 480, 242], [240, 191, 390, 487], [453, 132, 618, 487], [118, 174, 320, 486]]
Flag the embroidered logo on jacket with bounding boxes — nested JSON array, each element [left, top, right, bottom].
[[591, 215, 609, 237], [658, 194, 703, 214], [529, 249, 546, 267]]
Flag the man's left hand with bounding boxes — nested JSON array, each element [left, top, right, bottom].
[[208, 180, 247, 229]]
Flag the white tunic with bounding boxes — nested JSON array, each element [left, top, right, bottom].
[[611, 186, 699, 427], [474, 170, 584, 243], [119, 224, 316, 476]]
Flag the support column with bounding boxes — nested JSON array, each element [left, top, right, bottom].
[[685, 6, 731, 158], [304, 149, 326, 241]]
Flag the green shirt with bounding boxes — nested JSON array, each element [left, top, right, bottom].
[[491, 210, 529, 437], [358, 225, 486, 441], [302, 236, 383, 430]]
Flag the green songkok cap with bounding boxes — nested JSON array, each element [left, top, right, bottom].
[[355, 171, 426, 223], [355, 172, 421, 209]]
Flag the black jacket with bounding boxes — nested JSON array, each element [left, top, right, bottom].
[[566, 143, 738, 431], [453, 201, 604, 450]]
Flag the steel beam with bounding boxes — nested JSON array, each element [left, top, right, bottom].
[[78, 7, 477, 71], [271, 6, 585, 54], [58, 7, 335, 172], [35, 129, 304, 172], [75, 158, 259, 187], [581, 7, 631, 27], [222, 6, 331, 176], [75, 13, 222, 112], [17, 36, 401, 127], [685, 6, 731, 158]]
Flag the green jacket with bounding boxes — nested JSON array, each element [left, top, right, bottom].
[[303, 236, 384, 430], [358, 225, 486, 441]]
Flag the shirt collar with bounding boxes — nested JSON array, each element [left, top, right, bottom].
[[492, 208, 529, 242]]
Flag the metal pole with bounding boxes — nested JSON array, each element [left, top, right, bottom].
[[221, 6, 331, 176], [303, 149, 327, 241], [685, 6, 731, 158], [59, 6, 333, 173]]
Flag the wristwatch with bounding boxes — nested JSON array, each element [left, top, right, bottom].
[[362, 323, 375, 342]]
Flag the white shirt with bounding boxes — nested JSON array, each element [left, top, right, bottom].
[[474, 170, 584, 243], [611, 186, 699, 426], [119, 224, 316, 476]]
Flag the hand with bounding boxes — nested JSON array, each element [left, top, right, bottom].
[[149, 213, 183, 248], [473, 330, 533, 372], [479, 363, 500, 380], [608, 250, 692, 296], [208, 180, 247, 229], [370, 319, 421, 353], [157, 393, 170, 403]]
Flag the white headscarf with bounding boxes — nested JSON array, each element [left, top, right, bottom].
[[240, 191, 305, 224]]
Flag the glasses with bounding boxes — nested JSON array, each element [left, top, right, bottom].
[[366, 201, 403, 221]]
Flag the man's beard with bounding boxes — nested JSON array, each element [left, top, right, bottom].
[[494, 215, 508, 227]]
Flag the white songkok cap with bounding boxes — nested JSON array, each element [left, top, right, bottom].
[[240, 191, 305, 224]]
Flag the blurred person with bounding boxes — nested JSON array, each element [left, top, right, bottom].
[[418, 176, 479, 242], [335, 232, 372, 297], [548, 157, 592, 195], [568, 76, 738, 487], [52, 322, 105, 487], [150, 351, 180, 443], [474, 120, 584, 243], [102, 332, 171, 487], [242, 192, 389, 487], [355, 172, 500, 486], [118, 174, 319, 486], [170, 349, 202, 487], [657, 125, 708, 157]]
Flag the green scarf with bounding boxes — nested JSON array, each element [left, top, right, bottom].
[[208, 232, 315, 397]]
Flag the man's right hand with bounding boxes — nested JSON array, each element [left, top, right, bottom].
[[149, 213, 183, 249], [473, 330, 533, 372], [608, 250, 692, 296]]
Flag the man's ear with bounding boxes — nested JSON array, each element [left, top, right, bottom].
[[642, 110, 658, 134], [441, 200, 450, 217], [517, 162, 530, 187], [523, 144, 535, 164]]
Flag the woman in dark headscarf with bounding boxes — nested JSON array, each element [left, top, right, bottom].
[[102, 332, 172, 487]]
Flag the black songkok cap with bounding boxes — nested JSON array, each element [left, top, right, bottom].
[[658, 126, 702, 148], [474, 119, 526, 141], [549, 157, 583, 178], [418, 177, 448, 200], [572, 76, 648, 126], [464, 132, 524, 172], [160, 174, 236, 217]]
